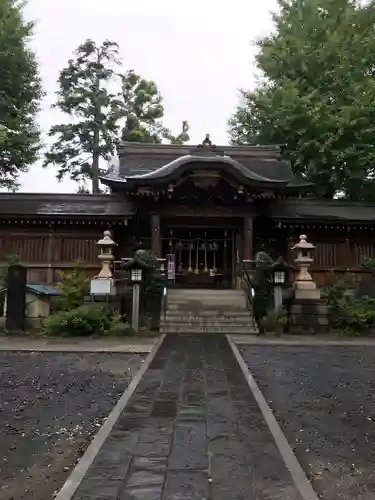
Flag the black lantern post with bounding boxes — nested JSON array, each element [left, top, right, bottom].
[[122, 253, 151, 332], [268, 256, 294, 310]]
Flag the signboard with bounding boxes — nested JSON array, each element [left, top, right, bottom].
[[166, 253, 175, 281]]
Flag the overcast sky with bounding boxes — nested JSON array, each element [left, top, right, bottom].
[[19, 0, 277, 193]]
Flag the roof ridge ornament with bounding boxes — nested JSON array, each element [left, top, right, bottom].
[[190, 133, 224, 156], [202, 133, 212, 147]]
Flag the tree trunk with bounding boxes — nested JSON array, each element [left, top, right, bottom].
[[91, 66, 101, 194], [91, 151, 100, 193]]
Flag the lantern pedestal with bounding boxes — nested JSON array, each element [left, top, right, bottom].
[[294, 281, 321, 301], [90, 278, 116, 296]]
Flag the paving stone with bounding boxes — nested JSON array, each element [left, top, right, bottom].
[[135, 421, 174, 456], [168, 421, 208, 471], [73, 477, 124, 498], [150, 400, 177, 418], [70, 335, 302, 500], [163, 471, 210, 499], [120, 485, 163, 500]]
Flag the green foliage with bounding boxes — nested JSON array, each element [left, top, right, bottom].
[[44, 42, 190, 193], [251, 251, 274, 326], [321, 273, 375, 333], [229, 0, 375, 200], [41, 304, 113, 337], [259, 308, 288, 335], [135, 249, 165, 296], [161, 120, 190, 145], [0, 0, 43, 190], [361, 256, 375, 276], [43, 39, 123, 193], [0, 253, 20, 289], [120, 70, 164, 143], [57, 263, 89, 311], [120, 71, 190, 145]]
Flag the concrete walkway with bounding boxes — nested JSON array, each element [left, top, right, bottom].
[[0, 336, 156, 353], [59, 334, 311, 500]]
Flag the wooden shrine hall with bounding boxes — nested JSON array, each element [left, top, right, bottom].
[[1, 136, 375, 288]]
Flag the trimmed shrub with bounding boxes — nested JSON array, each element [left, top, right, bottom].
[[41, 304, 113, 337]]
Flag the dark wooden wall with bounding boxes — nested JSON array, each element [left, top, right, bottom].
[[287, 230, 374, 286], [0, 222, 373, 287]]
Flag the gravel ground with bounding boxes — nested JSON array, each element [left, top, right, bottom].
[[0, 351, 146, 500], [241, 345, 375, 500]]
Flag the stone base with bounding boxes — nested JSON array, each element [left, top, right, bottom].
[[288, 298, 329, 334]]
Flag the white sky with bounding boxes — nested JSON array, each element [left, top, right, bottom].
[[19, 0, 277, 193]]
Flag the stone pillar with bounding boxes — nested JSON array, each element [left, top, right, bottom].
[[243, 217, 253, 261], [151, 214, 162, 257]]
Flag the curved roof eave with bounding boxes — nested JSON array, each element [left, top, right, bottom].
[[101, 154, 290, 188]]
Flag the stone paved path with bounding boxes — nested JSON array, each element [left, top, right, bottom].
[[71, 335, 302, 500]]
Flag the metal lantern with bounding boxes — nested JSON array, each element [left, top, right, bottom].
[[122, 253, 151, 284], [131, 268, 143, 283], [269, 256, 294, 287]]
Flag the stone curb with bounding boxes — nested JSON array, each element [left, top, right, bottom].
[[230, 335, 375, 346], [0, 341, 156, 353], [54, 334, 166, 500], [227, 335, 319, 500]]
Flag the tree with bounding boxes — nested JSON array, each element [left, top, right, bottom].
[[162, 120, 190, 145], [0, 0, 42, 191], [120, 71, 190, 145], [229, 0, 375, 199], [45, 48, 191, 193], [120, 70, 164, 143], [43, 39, 123, 193]]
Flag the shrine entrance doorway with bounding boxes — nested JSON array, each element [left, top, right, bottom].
[[161, 226, 235, 288]]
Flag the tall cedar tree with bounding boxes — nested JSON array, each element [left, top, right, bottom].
[[229, 0, 375, 199], [43, 40, 123, 193], [120, 70, 190, 145], [0, 0, 42, 190], [45, 47, 190, 192]]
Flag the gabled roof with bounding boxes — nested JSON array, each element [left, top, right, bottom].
[[101, 141, 312, 191]]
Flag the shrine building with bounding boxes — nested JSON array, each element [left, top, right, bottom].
[[0, 136, 374, 288]]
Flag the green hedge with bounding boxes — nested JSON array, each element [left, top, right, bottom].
[[41, 304, 113, 337]]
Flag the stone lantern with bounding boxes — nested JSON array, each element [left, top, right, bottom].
[[96, 230, 117, 279], [289, 234, 328, 333], [90, 230, 117, 296], [291, 234, 320, 300]]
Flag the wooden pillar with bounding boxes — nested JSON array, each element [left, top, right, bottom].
[[151, 214, 162, 257], [243, 217, 253, 261], [46, 225, 54, 284], [235, 230, 243, 289]]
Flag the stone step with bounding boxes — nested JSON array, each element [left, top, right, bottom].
[[167, 297, 246, 304], [162, 314, 254, 321], [166, 308, 249, 315], [161, 288, 257, 334], [161, 313, 253, 323], [169, 290, 243, 292], [167, 301, 248, 308], [161, 324, 256, 331], [161, 326, 258, 334]]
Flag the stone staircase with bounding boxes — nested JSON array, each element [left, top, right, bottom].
[[160, 288, 258, 334]]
